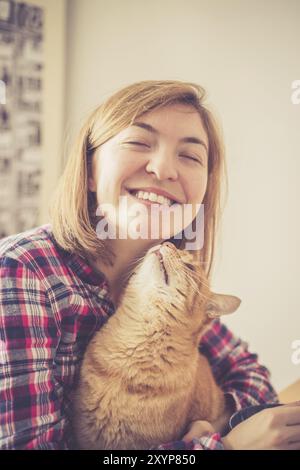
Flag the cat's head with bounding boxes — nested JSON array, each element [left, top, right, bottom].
[[125, 241, 241, 332]]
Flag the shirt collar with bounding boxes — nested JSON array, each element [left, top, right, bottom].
[[45, 223, 111, 292]]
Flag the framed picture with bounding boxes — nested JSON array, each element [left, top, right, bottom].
[[0, 0, 66, 237]]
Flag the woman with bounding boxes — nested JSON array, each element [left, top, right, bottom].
[[0, 80, 299, 450]]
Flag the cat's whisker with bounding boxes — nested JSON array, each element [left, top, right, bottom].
[[118, 254, 147, 284], [181, 267, 211, 289], [175, 263, 207, 285], [119, 250, 212, 302], [173, 266, 212, 303], [197, 290, 212, 303]]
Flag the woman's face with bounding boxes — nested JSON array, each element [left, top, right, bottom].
[[88, 103, 208, 245]]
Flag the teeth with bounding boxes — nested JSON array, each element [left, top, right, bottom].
[[148, 193, 157, 202], [132, 190, 174, 206]]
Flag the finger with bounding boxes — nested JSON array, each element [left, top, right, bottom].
[[284, 408, 300, 426], [275, 405, 300, 425], [182, 429, 203, 443], [182, 421, 214, 442], [273, 422, 300, 450], [287, 420, 300, 426], [182, 433, 196, 443], [284, 426, 300, 444], [186, 420, 214, 433], [282, 401, 300, 425], [282, 401, 300, 407], [278, 440, 300, 450], [182, 426, 198, 442]]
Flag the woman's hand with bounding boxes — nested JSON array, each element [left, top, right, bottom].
[[182, 395, 236, 442], [182, 420, 215, 443], [222, 401, 300, 450]]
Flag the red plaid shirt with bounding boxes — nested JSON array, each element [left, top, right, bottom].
[[0, 224, 278, 450]]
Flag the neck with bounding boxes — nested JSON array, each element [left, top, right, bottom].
[[89, 237, 162, 305]]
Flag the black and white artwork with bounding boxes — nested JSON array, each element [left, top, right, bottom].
[[0, 0, 43, 238]]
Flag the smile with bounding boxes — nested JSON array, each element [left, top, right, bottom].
[[126, 189, 178, 207]]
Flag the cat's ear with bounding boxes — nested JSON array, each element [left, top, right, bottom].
[[205, 293, 241, 318]]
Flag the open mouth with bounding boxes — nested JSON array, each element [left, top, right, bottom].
[[154, 250, 169, 285], [125, 188, 178, 207]]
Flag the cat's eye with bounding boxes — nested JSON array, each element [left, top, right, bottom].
[[185, 262, 196, 271]]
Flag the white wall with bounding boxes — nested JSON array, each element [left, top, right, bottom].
[[65, 0, 300, 391]]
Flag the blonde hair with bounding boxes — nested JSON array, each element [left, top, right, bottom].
[[50, 80, 227, 279]]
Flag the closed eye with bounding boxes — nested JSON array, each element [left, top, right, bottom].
[[180, 154, 202, 164], [126, 141, 150, 147], [125, 143, 202, 163], [185, 262, 196, 271]]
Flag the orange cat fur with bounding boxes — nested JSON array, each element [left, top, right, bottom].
[[72, 242, 241, 449]]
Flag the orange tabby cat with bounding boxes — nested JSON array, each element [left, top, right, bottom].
[[72, 241, 241, 449]]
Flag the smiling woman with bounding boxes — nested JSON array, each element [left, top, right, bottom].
[[51, 81, 223, 286], [85, 101, 209, 280], [0, 80, 287, 451]]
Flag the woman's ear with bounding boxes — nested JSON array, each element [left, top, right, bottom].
[[206, 293, 241, 318]]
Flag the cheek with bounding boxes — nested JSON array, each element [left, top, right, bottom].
[[97, 152, 135, 190], [184, 171, 208, 203], [116, 154, 141, 182], [95, 153, 143, 208]]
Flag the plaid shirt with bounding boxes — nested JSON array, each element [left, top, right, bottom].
[[0, 224, 279, 450]]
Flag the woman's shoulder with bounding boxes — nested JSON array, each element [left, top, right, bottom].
[[0, 223, 55, 261], [0, 224, 109, 293], [0, 223, 65, 280]]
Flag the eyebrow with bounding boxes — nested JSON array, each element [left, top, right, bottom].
[[131, 121, 208, 153]]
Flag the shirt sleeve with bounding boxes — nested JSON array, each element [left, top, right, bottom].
[[0, 256, 68, 450], [200, 319, 279, 410], [152, 319, 279, 451]]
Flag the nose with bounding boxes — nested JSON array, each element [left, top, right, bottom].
[[145, 149, 178, 181], [148, 244, 161, 255], [148, 241, 175, 256]]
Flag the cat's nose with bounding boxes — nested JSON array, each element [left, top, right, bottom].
[[148, 244, 162, 255], [148, 241, 175, 256]]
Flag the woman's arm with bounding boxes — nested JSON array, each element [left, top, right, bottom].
[[222, 402, 300, 450], [0, 256, 68, 449], [153, 319, 279, 450], [200, 319, 279, 410]]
